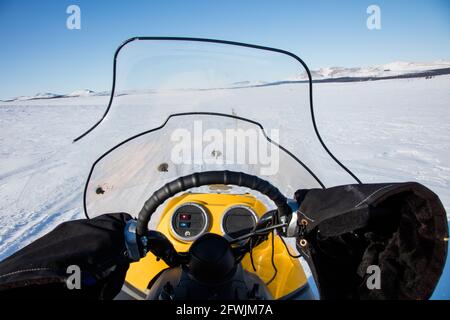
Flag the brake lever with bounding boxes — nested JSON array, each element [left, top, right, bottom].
[[251, 200, 299, 238], [146, 230, 183, 267], [229, 199, 299, 246]]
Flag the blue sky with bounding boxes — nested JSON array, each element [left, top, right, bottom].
[[0, 0, 449, 99]]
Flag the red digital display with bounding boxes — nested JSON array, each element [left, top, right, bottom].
[[180, 213, 191, 220]]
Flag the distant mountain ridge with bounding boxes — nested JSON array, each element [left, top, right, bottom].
[[294, 60, 450, 81], [2, 60, 450, 102], [228, 60, 450, 89], [1, 89, 111, 102]]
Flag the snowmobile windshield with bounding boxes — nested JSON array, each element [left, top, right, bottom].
[[77, 38, 360, 218]]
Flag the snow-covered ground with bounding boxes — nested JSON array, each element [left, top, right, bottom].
[[0, 75, 449, 298]]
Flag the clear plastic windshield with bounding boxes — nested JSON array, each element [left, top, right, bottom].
[[77, 39, 359, 218]]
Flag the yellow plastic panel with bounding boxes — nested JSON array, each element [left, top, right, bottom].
[[125, 192, 307, 298]]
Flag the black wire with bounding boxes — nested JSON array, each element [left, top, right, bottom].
[[265, 230, 278, 286], [279, 234, 302, 258], [249, 237, 257, 272]]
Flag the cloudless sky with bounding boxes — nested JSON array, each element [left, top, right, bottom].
[[0, 0, 449, 99]]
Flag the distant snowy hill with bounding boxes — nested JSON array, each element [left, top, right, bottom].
[[1, 89, 111, 102], [229, 60, 450, 88], [2, 60, 450, 102], [13, 92, 64, 101], [66, 89, 95, 97], [294, 60, 450, 81]]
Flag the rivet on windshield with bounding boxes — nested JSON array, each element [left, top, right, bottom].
[[158, 163, 169, 172], [95, 186, 105, 195]]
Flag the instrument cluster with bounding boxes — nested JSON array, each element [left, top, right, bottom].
[[170, 202, 258, 242]]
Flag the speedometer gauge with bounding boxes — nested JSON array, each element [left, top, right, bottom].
[[222, 205, 258, 240], [170, 203, 209, 242]]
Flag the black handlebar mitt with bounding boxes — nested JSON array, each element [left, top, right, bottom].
[[294, 182, 448, 300], [0, 213, 132, 299]]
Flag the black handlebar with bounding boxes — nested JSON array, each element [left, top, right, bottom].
[[136, 170, 291, 236]]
